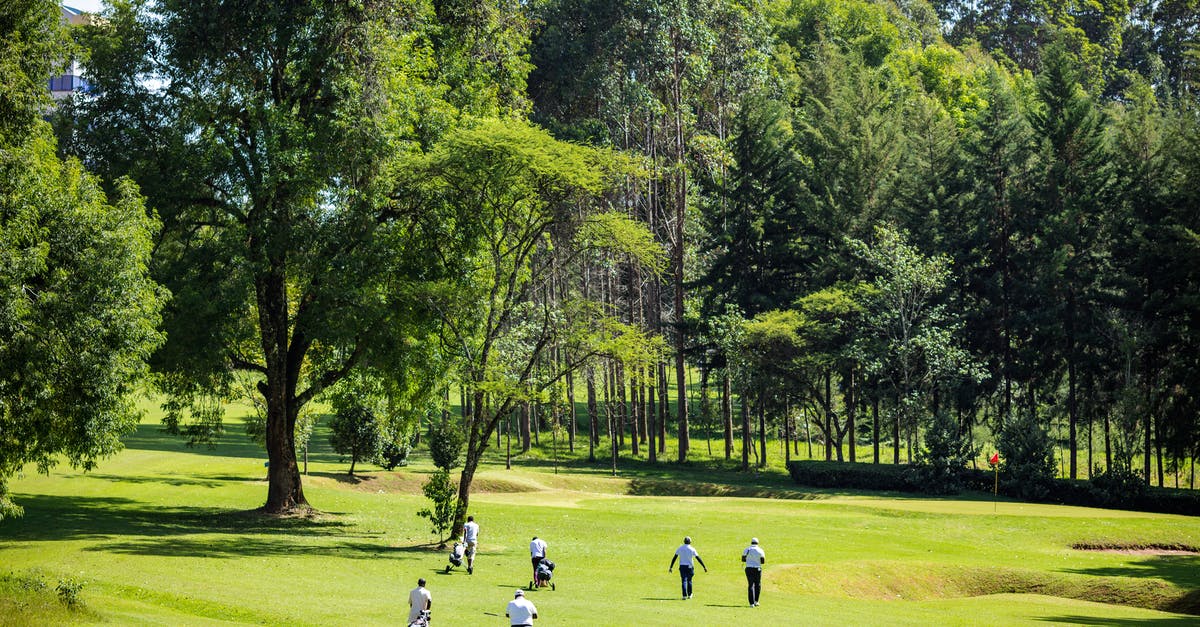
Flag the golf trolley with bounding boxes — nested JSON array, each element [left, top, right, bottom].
[[408, 609, 431, 627], [530, 558, 555, 591]]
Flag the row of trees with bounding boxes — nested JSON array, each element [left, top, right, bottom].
[[520, 0, 1200, 493], [4, 0, 1199, 526]]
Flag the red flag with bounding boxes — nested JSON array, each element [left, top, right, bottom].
[[989, 452, 1000, 466]]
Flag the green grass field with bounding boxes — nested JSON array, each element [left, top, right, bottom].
[[2, 415, 1198, 626]]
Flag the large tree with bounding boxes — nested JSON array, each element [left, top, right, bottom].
[[401, 120, 661, 536], [1, 0, 165, 520], [65, 0, 518, 513]]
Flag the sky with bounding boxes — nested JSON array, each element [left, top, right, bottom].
[[64, 1, 104, 14]]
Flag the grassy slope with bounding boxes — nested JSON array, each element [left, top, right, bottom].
[[1, 417, 1198, 626]]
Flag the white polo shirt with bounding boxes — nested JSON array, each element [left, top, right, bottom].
[[743, 544, 765, 568], [675, 543, 699, 567], [407, 586, 431, 623], [530, 538, 547, 558], [464, 521, 479, 543], [506, 597, 538, 625]]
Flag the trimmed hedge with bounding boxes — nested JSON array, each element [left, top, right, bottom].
[[787, 460, 1200, 516]]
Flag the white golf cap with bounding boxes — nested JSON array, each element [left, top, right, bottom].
[[751, 537, 759, 544], [515, 589, 524, 597]]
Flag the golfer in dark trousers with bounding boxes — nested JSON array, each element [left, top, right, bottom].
[[742, 537, 765, 606], [669, 536, 707, 599]]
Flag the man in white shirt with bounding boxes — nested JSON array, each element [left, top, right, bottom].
[[528, 536, 548, 587], [742, 537, 766, 606], [407, 578, 431, 625], [463, 515, 480, 574], [506, 589, 538, 626], [667, 536, 707, 599]]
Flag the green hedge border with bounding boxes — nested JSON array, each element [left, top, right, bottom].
[[786, 460, 1200, 516]]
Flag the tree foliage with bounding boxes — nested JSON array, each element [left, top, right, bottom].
[[1, 0, 165, 520]]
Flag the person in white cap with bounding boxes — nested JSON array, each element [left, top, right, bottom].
[[742, 537, 766, 606], [506, 589, 538, 626], [668, 536, 707, 599]]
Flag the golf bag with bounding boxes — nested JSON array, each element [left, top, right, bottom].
[[408, 609, 431, 627], [535, 559, 555, 586], [446, 542, 465, 571]]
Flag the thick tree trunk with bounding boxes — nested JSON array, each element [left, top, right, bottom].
[[258, 270, 307, 514], [451, 392, 484, 538]]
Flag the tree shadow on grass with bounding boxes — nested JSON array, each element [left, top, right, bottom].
[[84, 473, 264, 488], [5, 494, 350, 540], [119, 422, 342, 464], [1, 493, 419, 560], [1034, 615, 1200, 625], [306, 471, 371, 485], [1062, 556, 1200, 593]]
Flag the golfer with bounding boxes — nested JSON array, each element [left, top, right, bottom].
[[407, 578, 431, 625], [506, 589, 538, 626], [742, 537, 766, 606], [463, 515, 479, 574], [668, 536, 707, 599], [529, 535, 548, 586]]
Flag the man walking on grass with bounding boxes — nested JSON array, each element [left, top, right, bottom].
[[529, 535, 548, 587], [742, 537, 766, 606], [463, 515, 479, 574], [668, 536, 707, 599]]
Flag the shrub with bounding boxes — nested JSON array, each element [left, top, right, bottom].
[[417, 468, 457, 544], [328, 406, 381, 476], [997, 408, 1057, 501], [914, 411, 976, 494], [55, 577, 84, 608], [787, 460, 919, 492], [376, 420, 412, 470], [1089, 463, 1146, 507], [427, 420, 465, 471]]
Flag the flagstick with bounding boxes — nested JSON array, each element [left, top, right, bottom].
[[993, 464, 999, 513]]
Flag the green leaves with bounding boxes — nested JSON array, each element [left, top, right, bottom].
[[1, 127, 165, 518]]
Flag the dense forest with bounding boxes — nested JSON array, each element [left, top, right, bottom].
[[3, 0, 1199, 522]]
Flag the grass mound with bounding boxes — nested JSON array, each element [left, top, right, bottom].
[[773, 561, 1200, 615]]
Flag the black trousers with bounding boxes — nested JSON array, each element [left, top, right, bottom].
[[745, 567, 761, 604]]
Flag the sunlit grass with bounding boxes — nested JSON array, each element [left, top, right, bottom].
[[1, 411, 1197, 625]]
